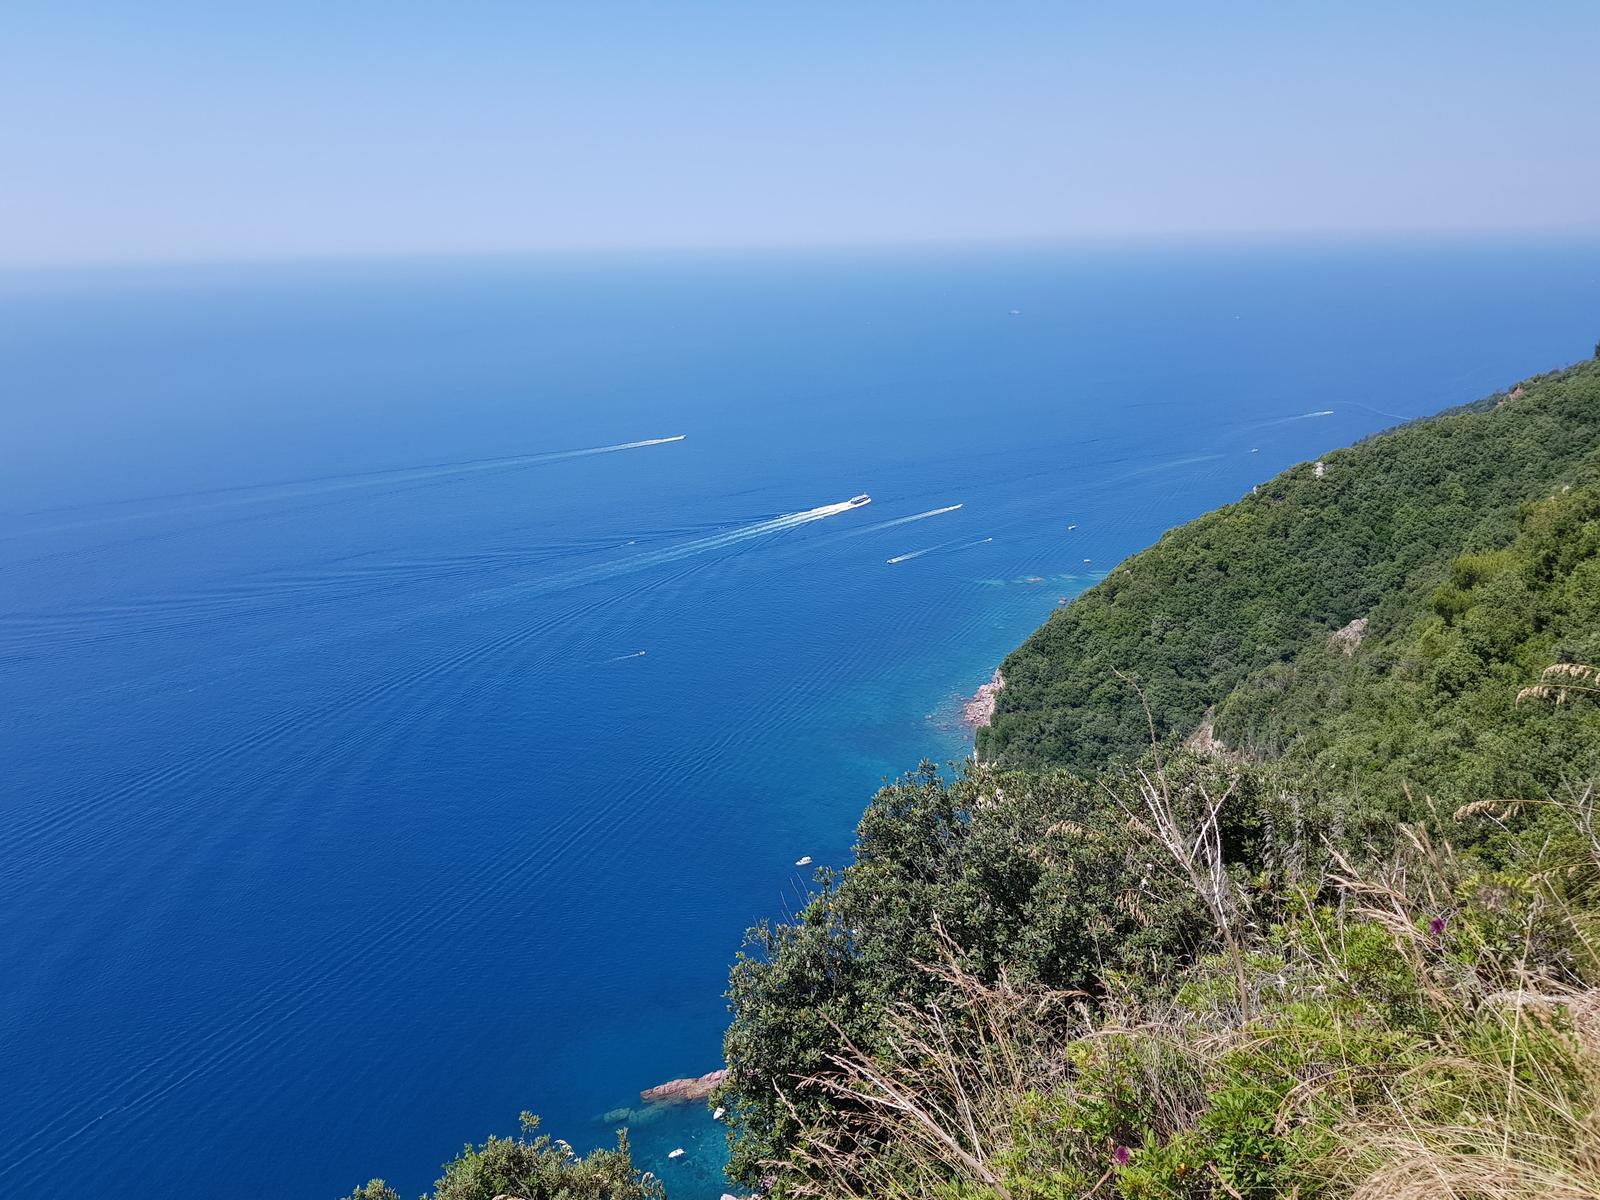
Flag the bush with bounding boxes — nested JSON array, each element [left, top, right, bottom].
[[340, 1112, 663, 1200]]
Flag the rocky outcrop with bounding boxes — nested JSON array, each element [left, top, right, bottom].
[[640, 1068, 727, 1106], [1329, 616, 1368, 655], [1184, 707, 1230, 759], [962, 669, 1005, 729]]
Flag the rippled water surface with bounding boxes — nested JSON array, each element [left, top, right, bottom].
[[3, 242, 1597, 1197]]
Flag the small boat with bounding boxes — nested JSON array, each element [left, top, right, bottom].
[[1008, 309, 1022, 316], [1250, 448, 1260, 453], [668, 1148, 685, 1160], [1084, 558, 1092, 563], [795, 855, 813, 867], [712, 1106, 726, 1120], [1067, 523, 1077, 530], [847, 494, 871, 508]]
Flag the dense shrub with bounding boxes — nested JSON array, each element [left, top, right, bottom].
[[981, 359, 1600, 781], [340, 1113, 662, 1200], [723, 357, 1600, 1197]]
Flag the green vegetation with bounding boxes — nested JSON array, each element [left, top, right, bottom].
[[979, 358, 1600, 782], [340, 1113, 661, 1200], [721, 763, 1219, 1181], [1214, 471, 1600, 811], [720, 355, 1600, 1199], [778, 789, 1600, 1200]]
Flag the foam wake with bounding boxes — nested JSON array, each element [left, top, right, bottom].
[[3, 436, 689, 540], [468, 495, 870, 607], [852, 503, 962, 535]]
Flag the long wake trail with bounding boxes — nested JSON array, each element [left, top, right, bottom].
[[848, 503, 962, 536], [469, 495, 868, 607], [2, 435, 688, 539], [884, 534, 992, 565]]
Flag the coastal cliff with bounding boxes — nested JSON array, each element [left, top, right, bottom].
[[719, 354, 1600, 1198], [338, 354, 1600, 1200]]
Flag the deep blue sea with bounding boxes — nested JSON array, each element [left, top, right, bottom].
[[2, 241, 1597, 1198]]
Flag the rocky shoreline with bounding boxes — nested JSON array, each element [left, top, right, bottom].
[[639, 1067, 727, 1106], [961, 668, 1004, 728]]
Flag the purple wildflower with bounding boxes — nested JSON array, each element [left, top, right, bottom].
[[1113, 1144, 1131, 1167], [1429, 916, 1446, 938]]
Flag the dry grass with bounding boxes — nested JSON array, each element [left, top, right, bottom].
[[777, 926, 1088, 1200], [1516, 662, 1600, 706], [765, 759, 1600, 1200]]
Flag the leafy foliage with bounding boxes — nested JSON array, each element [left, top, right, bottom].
[[720, 763, 1218, 1183], [738, 768, 1600, 1200], [340, 1112, 663, 1200], [341, 1183, 401, 1200], [980, 359, 1600, 776], [722, 354, 1600, 1197], [1214, 474, 1600, 810]]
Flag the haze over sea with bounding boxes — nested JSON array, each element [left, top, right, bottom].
[[2, 240, 1597, 1199]]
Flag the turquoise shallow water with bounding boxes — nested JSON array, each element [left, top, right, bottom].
[[1, 241, 1597, 1198]]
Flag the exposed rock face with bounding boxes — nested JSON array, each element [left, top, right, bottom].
[[640, 1068, 727, 1106], [1313, 460, 1326, 479], [963, 669, 1005, 729], [1498, 383, 1528, 408], [1184, 707, 1230, 759], [1330, 616, 1369, 655]]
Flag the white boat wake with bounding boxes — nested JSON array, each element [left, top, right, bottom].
[[475, 494, 871, 604], [5, 435, 690, 539], [851, 503, 962, 535], [886, 533, 992, 565]]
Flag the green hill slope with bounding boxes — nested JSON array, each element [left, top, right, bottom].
[[720, 354, 1600, 1198], [981, 358, 1600, 793]]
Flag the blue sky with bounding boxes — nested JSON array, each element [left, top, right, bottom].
[[3, 1, 1598, 264]]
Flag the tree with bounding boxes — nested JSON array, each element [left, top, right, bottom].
[[340, 1112, 664, 1200]]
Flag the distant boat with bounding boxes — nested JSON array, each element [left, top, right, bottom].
[[712, 1106, 726, 1120], [668, 1148, 685, 1160], [847, 494, 871, 508], [1067, 523, 1077, 530], [1250, 448, 1260, 453], [1084, 558, 1092, 563], [1008, 309, 1022, 316], [795, 855, 813, 867]]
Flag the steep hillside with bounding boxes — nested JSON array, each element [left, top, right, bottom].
[[1215, 471, 1600, 810], [980, 358, 1600, 787], [721, 352, 1600, 1199]]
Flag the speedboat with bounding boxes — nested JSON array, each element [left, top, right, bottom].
[[847, 494, 871, 508]]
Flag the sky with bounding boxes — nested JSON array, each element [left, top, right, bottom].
[[3, 0, 1599, 265]]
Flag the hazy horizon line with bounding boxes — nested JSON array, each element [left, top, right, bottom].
[[5, 223, 1600, 277]]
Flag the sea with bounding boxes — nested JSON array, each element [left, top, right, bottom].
[[2, 239, 1597, 1198]]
